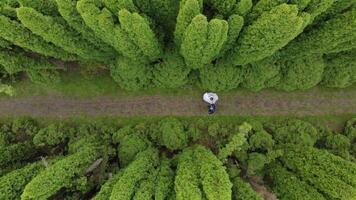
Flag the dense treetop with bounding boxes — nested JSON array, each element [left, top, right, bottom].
[[0, 0, 355, 90]]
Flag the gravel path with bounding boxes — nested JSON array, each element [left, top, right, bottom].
[[0, 88, 355, 117]]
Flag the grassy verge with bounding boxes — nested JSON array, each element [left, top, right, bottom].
[[2, 114, 354, 132]]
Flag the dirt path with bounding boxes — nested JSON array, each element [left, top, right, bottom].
[[0, 87, 356, 117]]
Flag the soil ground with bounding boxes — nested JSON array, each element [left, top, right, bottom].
[[1, 87, 355, 118]]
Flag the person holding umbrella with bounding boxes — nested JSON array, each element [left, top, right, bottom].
[[203, 92, 219, 115]]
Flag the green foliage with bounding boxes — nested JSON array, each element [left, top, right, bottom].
[[0, 50, 57, 75], [199, 62, 244, 91], [0, 162, 45, 200], [246, 0, 288, 23], [228, 4, 307, 65], [269, 164, 326, 200], [26, 69, 61, 85], [16, 7, 112, 62], [33, 123, 71, 147], [209, 0, 237, 16], [118, 9, 162, 62], [265, 119, 319, 146], [0, 141, 36, 168], [116, 131, 151, 166], [290, 0, 311, 10], [175, 146, 232, 200], [219, 14, 244, 57], [180, 15, 228, 69], [110, 57, 151, 91], [0, 15, 76, 61], [281, 9, 356, 59], [0, 38, 11, 49], [174, 0, 203, 45], [303, 0, 336, 22], [325, 133, 352, 160], [155, 158, 175, 200], [232, 177, 263, 200], [241, 57, 281, 91], [218, 122, 251, 161], [55, 0, 117, 56], [21, 137, 104, 200], [322, 49, 356, 88], [276, 55, 325, 91], [0, 83, 15, 96], [150, 117, 188, 151], [18, 0, 59, 16], [110, 148, 159, 200], [92, 172, 123, 200], [233, 0, 253, 16], [152, 50, 190, 89], [281, 146, 356, 200]]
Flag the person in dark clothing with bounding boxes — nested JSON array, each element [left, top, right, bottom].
[[208, 103, 216, 115]]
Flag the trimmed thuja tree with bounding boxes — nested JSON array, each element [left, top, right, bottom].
[[180, 14, 228, 69], [16, 7, 113, 62], [226, 4, 309, 65], [0, 15, 76, 61]]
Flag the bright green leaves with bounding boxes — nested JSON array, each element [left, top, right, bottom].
[[322, 50, 356, 88], [56, 0, 117, 56], [110, 57, 151, 91], [281, 9, 356, 59], [21, 137, 104, 200], [219, 14, 244, 57], [77, 1, 161, 63], [181, 15, 228, 69], [152, 50, 190, 89], [229, 4, 307, 65], [175, 146, 232, 200], [174, 0, 203, 45], [16, 7, 112, 62], [276, 55, 325, 91], [118, 9, 162, 62], [199, 62, 244, 91], [0, 15, 76, 61], [110, 148, 159, 200]]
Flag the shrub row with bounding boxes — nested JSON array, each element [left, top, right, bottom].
[[0, 0, 354, 90]]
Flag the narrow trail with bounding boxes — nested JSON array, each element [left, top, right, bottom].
[[0, 87, 355, 117]]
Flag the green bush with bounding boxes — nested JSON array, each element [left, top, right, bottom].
[[33, 123, 71, 147], [0, 15, 76, 61], [109, 57, 151, 91], [18, 0, 60, 16], [322, 49, 356, 88], [227, 4, 308, 65], [199, 62, 244, 91], [232, 177, 263, 200], [265, 119, 319, 146], [150, 117, 188, 151], [0, 141, 36, 168], [21, 137, 105, 200], [0, 50, 57, 74], [152, 50, 190, 89], [281, 9, 356, 59], [281, 146, 356, 200], [55, 0, 117, 55], [0, 162, 45, 200], [269, 164, 326, 200], [180, 14, 228, 69], [16, 7, 112, 62], [276, 55, 325, 91], [241, 57, 281, 91], [325, 133, 352, 160], [175, 146, 232, 200], [174, 0, 203, 45], [218, 122, 251, 161], [110, 148, 159, 200]]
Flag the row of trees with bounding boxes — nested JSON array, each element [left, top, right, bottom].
[[0, 117, 355, 199], [0, 0, 355, 91]]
